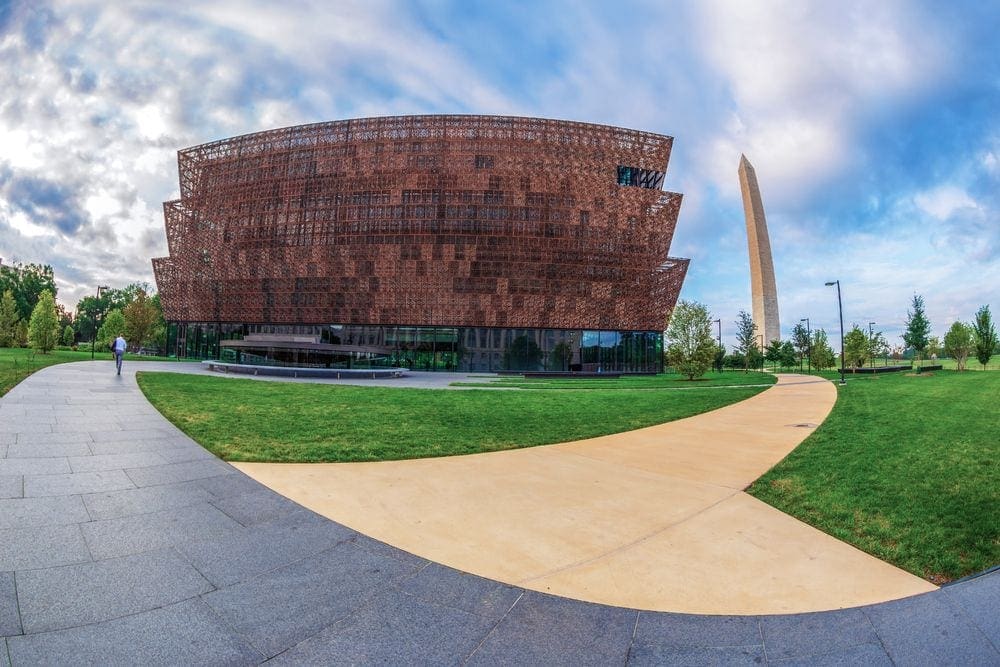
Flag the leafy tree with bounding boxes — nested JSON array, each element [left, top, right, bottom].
[[926, 335, 942, 360], [902, 294, 931, 366], [779, 340, 797, 369], [764, 339, 783, 370], [15, 320, 28, 347], [0, 262, 57, 322], [665, 300, 717, 380], [0, 289, 19, 347], [809, 329, 836, 370], [123, 289, 160, 352], [734, 310, 758, 373], [714, 344, 726, 372], [843, 325, 870, 369], [62, 324, 75, 347], [27, 289, 60, 353], [97, 309, 126, 351], [791, 322, 810, 370], [943, 321, 974, 371], [868, 329, 887, 365], [972, 305, 997, 370]]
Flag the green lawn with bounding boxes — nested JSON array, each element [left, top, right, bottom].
[[0, 347, 185, 397], [136, 371, 771, 463], [748, 369, 999, 583]]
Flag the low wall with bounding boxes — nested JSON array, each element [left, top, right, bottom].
[[202, 361, 408, 379]]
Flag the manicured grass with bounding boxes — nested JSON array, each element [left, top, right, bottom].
[[136, 371, 771, 463], [748, 369, 999, 583], [0, 347, 187, 397], [454, 371, 776, 390]]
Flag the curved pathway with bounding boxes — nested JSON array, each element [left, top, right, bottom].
[[237, 374, 935, 614], [0, 361, 994, 665]]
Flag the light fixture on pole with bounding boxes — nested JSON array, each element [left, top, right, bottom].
[[868, 321, 876, 369], [825, 281, 846, 385], [713, 318, 722, 372], [800, 317, 811, 372]]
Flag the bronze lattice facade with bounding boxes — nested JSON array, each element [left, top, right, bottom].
[[153, 115, 689, 372]]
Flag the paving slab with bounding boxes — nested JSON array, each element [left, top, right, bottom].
[[5, 598, 262, 666], [81, 502, 243, 559], [759, 607, 879, 662], [0, 459, 70, 477], [863, 590, 998, 665], [67, 451, 168, 473], [0, 496, 90, 530], [6, 441, 93, 458], [203, 540, 422, 658], [124, 459, 236, 487], [467, 591, 636, 666], [0, 524, 91, 571], [941, 571, 1000, 647], [81, 480, 215, 520], [175, 509, 354, 587], [0, 477, 21, 499], [208, 487, 304, 526], [23, 469, 135, 497], [16, 548, 215, 633], [269, 587, 501, 666], [0, 573, 20, 637]]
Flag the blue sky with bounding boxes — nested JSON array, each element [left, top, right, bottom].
[[1, 0, 997, 349]]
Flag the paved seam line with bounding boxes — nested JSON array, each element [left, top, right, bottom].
[[461, 590, 524, 665]]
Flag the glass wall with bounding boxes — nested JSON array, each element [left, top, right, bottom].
[[166, 322, 663, 373]]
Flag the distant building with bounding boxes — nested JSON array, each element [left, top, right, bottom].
[[738, 154, 780, 345], [153, 115, 689, 372]]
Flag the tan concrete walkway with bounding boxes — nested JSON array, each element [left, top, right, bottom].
[[235, 374, 936, 614]]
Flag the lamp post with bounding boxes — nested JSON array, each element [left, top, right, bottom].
[[868, 322, 876, 369], [825, 280, 846, 385], [713, 318, 722, 372], [800, 317, 811, 372], [90, 285, 110, 360]]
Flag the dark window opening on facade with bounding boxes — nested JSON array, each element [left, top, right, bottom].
[[616, 165, 665, 189]]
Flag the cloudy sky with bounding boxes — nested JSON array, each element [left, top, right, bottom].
[[1, 0, 997, 347]]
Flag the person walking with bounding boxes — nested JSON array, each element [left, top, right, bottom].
[[113, 333, 127, 375]]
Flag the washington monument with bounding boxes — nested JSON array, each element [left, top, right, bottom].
[[738, 155, 780, 345]]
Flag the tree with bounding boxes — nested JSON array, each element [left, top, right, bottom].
[[0, 289, 19, 347], [0, 262, 57, 322], [791, 322, 810, 370], [123, 289, 160, 352], [665, 300, 717, 380], [779, 340, 797, 369], [97, 309, 126, 351], [27, 289, 60, 353], [734, 310, 758, 373], [943, 321, 974, 371], [62, 324, 75, 347], [972, 305, 997, 370], [843, 325, 870, 369], [868, 329, 887, 366], [15, 320, 28, 347], [809, 329, 836, 370], [902, 294, 931, 366], [764, 339, 783, 371]]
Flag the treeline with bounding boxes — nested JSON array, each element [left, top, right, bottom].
[[0, 261, 166, 354]]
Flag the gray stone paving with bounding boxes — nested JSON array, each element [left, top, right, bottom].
[[0, 360, 996, 665]]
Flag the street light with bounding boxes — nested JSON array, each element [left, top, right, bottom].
[[868, 322, 876, 369], [825, 280, 846, 385], [713, 318, 722, 372], [800, 317, 811, 372], [90, 285, 110, 360]]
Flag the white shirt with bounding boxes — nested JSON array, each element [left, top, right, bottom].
[[114, 337, 127, 353]]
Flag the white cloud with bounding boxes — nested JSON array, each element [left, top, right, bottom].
[[914, 185, 978, 220]]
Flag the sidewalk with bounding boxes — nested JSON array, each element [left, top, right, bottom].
[[0, 362, 995, 665]]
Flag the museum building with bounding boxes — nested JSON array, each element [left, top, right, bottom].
[[152, 115, 689, 372]]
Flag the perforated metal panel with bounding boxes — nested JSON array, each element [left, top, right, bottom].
[[153, 115, 689, 331]]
